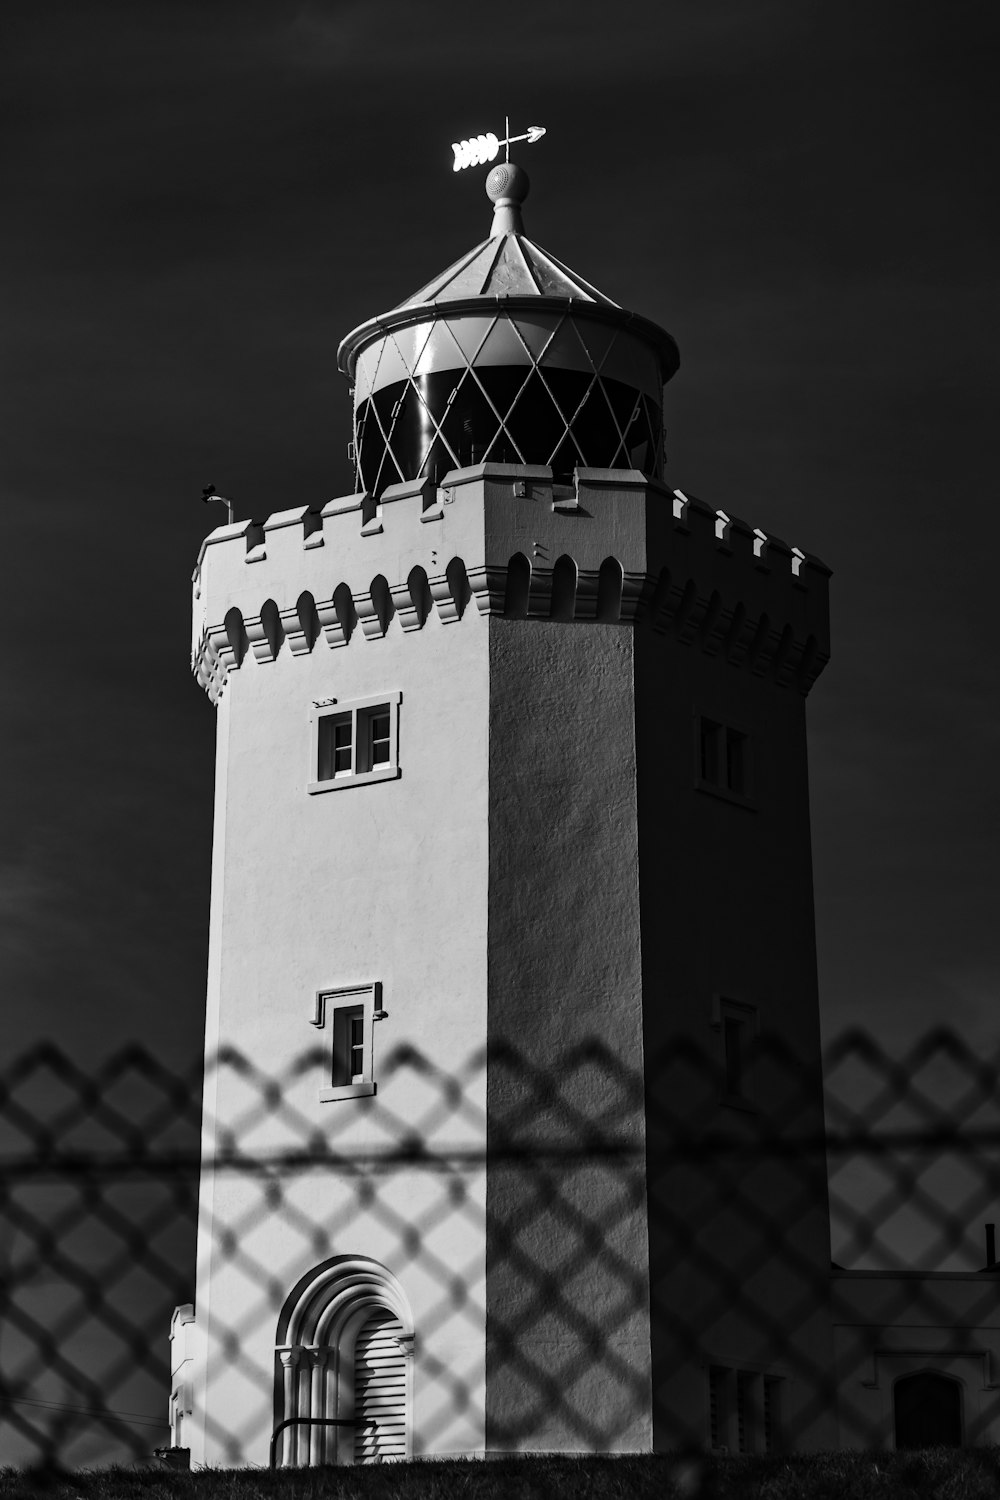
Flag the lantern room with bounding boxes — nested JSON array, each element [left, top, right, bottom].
[[337, 163, 680, 496]]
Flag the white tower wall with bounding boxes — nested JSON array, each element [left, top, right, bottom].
[[188, 464, 834, 1461], [191, 501, 495, 1462]]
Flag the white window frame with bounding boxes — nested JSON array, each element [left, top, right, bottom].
[[311, 983, 382, 1101], [308, 692, 401, 794], [694, 712, 755, 808], [710, 994, 760, 1111]]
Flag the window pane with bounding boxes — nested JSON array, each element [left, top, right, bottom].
[[763, 1378, 779, 1453], [726, 730, 746, 795], [709, 1366, 726, 1449], [334, 720, 353, 774], [318, 714, 352, 782], [333, 1003, 365, 1087], [370, 711, 391, 766], [724, 1017, 743, 1096], [700, 720, 720, 784], [350, 1015, 365, 1080]]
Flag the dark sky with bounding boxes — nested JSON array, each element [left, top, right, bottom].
[[1, 0, 998, 1460], [2, 0, 997, 1071]]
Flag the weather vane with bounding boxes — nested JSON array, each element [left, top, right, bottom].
[[452, 117, 546, 172]]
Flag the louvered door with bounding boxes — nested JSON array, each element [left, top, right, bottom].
[[353, 1310, 407, 1461]]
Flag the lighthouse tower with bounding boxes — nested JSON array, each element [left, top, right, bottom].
[[182, 161, 835, 1466]]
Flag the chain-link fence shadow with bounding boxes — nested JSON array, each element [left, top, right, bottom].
[[2, 1028, 1000, 1469]]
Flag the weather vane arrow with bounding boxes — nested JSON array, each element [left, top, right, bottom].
[[452, 120, 546, 172]]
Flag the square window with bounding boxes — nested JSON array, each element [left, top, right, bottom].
[[695, 714, 754, 806], [309, 693, 401, 794], [311, 983, 382, 1101]]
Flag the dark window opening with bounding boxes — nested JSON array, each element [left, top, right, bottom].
[[894, 1372, 962, 1449], [724, 1018, 744, 1097], [726, 729, 747, 795], [332, 1004, 365, 1087], [700, 719, 721, 784], [736, 1370, 752, 1453], [763, 1378, 780, 1453], [708, 1366, 726, 1449], [698, 717, 752, 800], [719, 1001, 757, 1107]]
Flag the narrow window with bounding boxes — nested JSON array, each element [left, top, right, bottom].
[[726, 728, 747, 796], [696, 715, 753, 804], [724, 1016, 744, 1097], [763, 1377, 780, 1453], [332, 1003, 365, 1087], [700, 718, 721, 784], [312, 983, 381, 1101], [368, 709, 391, 767], [736, 1370, 754, 1453], [317, 712, 353, 781], [708, 1365, 727, 1449], [714, 998, 759, 1109]]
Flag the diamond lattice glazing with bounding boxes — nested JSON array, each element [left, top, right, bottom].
[[353, 311, 663, 494]]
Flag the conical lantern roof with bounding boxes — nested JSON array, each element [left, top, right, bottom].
[[338, 164, 677, 380], [396, 224, 618, 309]]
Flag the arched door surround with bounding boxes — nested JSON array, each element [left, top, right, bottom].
[[274, 1255, 413, 1466]]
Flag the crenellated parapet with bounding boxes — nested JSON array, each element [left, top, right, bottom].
[[191, 464, 830, 705]]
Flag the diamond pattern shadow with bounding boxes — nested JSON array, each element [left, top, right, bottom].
[[2, 1030, 1000, 1466]]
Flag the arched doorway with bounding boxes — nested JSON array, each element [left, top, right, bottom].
[[274, 1255, 413, 1466], [894, 1371, 963, 1449]]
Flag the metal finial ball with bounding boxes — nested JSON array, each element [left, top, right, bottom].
[[486, 162, 529, 204]]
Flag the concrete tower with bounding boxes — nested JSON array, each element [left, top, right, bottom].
[[181, 163, 834, 1466]]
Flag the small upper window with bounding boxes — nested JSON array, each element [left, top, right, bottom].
[[311, 983, 383, 1101], [696, 715, 753, 805], [309, 692, 401, 794]]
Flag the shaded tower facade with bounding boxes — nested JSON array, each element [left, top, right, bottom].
[[184, 164, 834, 1465]]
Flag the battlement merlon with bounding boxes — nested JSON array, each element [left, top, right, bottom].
[[191, 463, 831, 702]]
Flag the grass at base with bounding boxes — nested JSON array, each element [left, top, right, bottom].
[[4, 1451, 1000, 1500]]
